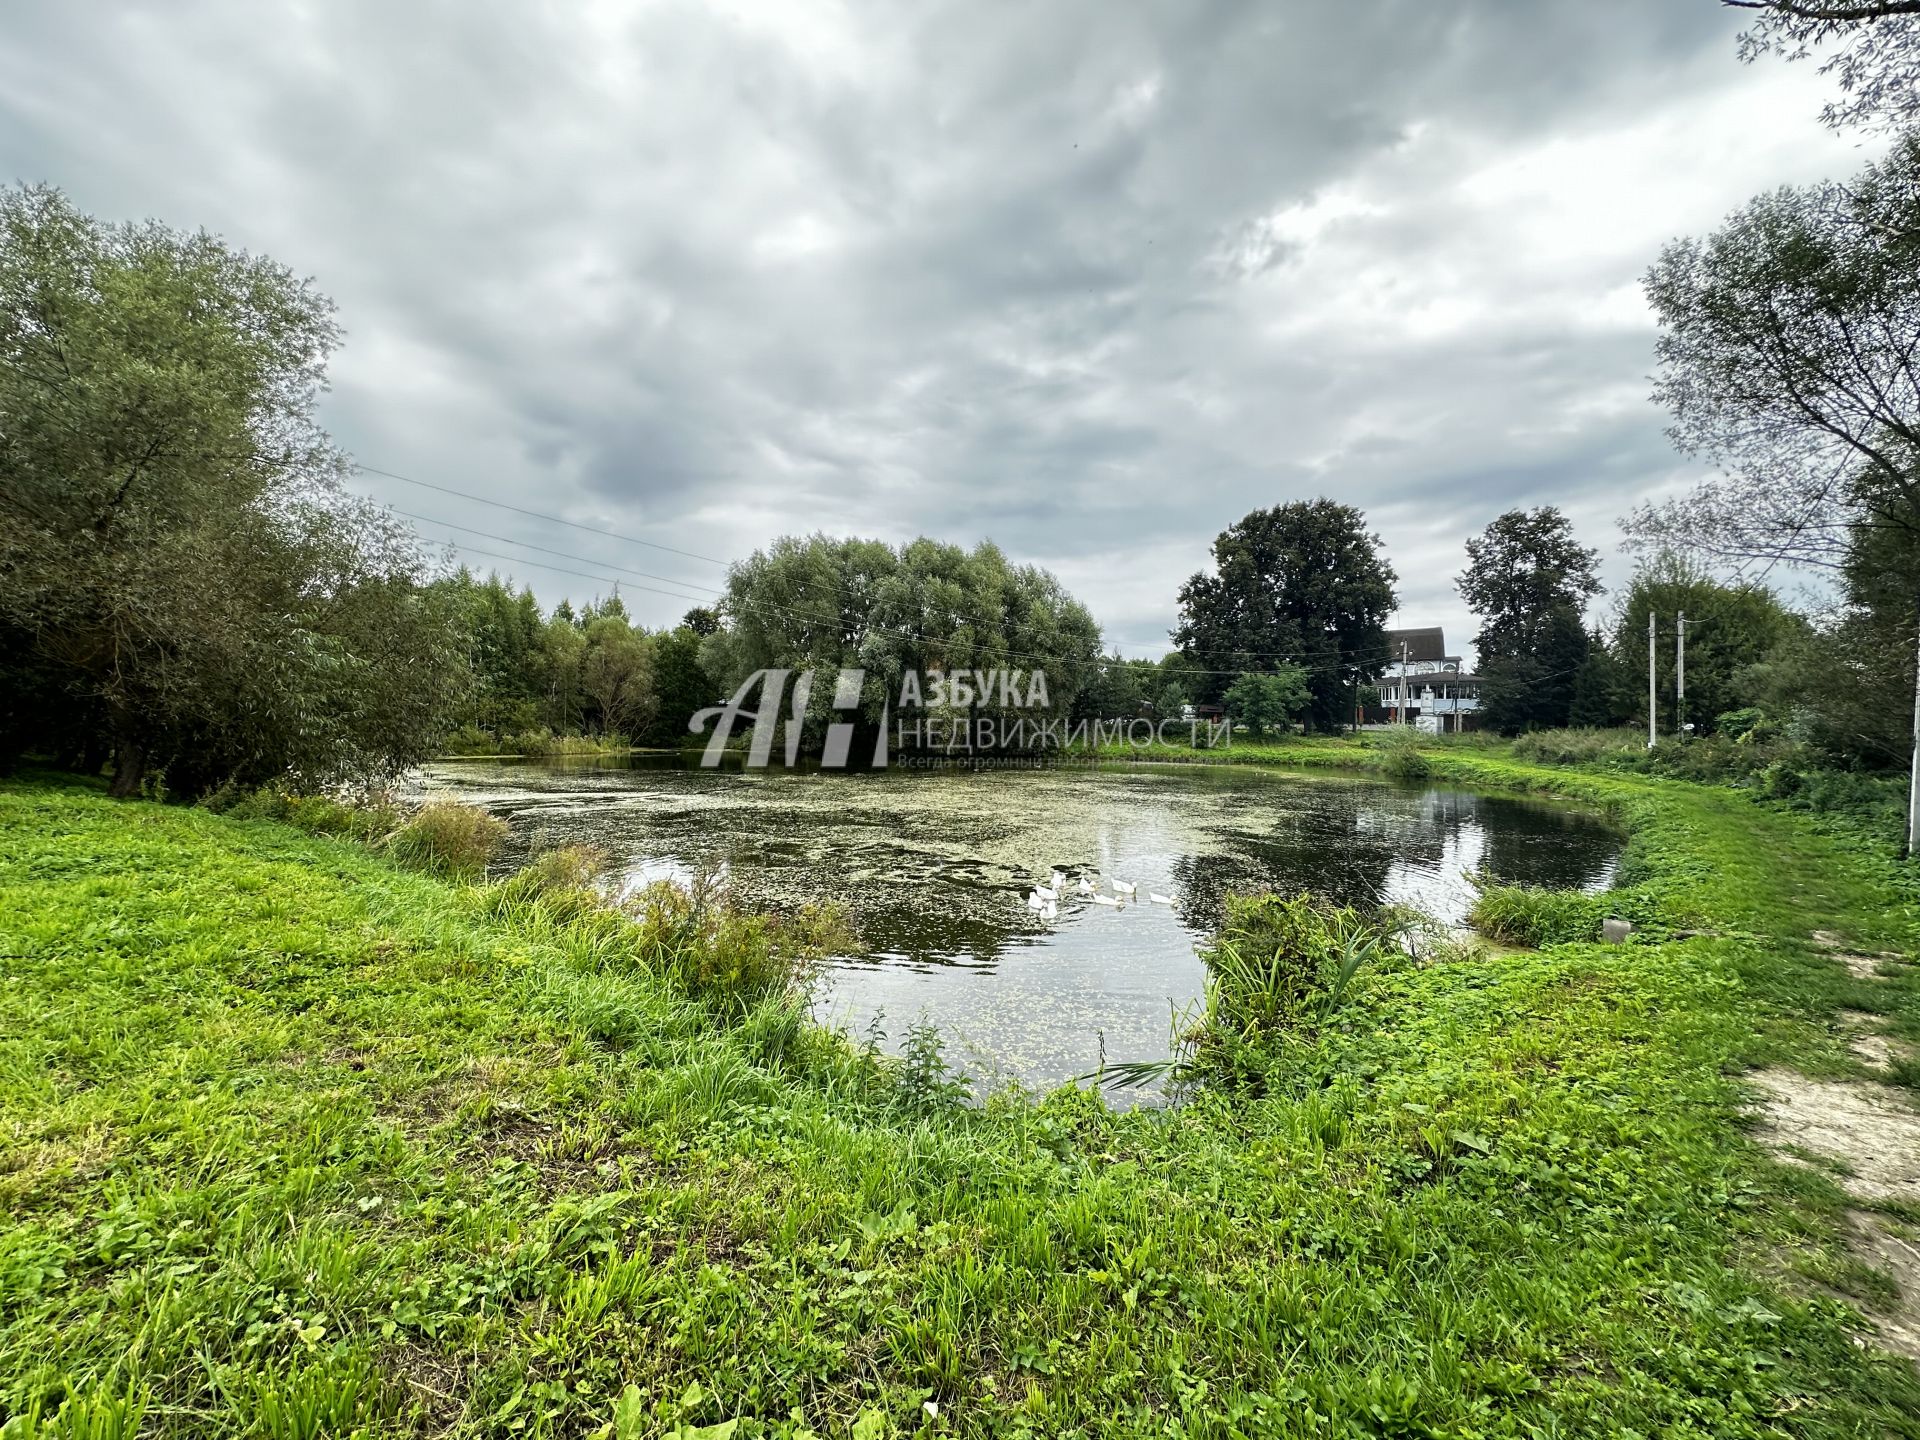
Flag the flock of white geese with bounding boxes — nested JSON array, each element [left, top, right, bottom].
[[1024, 868, 1175, 921]]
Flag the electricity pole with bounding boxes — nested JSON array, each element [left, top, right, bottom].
[[1908, 595, 1919, 859], [1647, 611, 1657, 749], [1676, 611, 1687, 738]]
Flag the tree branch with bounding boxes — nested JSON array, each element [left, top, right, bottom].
[[1725, 0, 1920, 17]]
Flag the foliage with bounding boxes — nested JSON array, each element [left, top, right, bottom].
[[1181, 894, 1391, 1093], [1220, 665, 1309, 737], [384, 799, 509, 879], [1568, 637, 1631, 728], [621, 871, 852, 1013], [1609, 551, 1802, 735], [1455, 507, 1601, 734], [0, 184, 463, 795], [4, 769, 1920, 1434], [1735, 0, 1920, 132], [429, 575, 698, 748], [704, 533, 1102, 736], [202, 784, 401, 844], [1457, 507, 1602, 660], [1632, 135, 1920, 580], [1370, 725, 1432, 780], [1467, 877, 1614, 948], [1174, 500, 1397, 731], [643, 624, 717, 745]]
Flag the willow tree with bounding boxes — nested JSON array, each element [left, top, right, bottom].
[[0, 184, 460, 793], [1631, 137, 1920, 849], [704, 533, 1103, 732], [1730, 0, 1920, 131]]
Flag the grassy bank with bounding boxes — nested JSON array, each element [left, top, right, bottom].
[[3, 753, 1919, 1437]]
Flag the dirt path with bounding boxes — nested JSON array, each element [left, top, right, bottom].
[[1753, 935, 1920, 1360]]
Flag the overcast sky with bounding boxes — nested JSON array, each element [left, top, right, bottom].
[[0, 1, 1880, 663]]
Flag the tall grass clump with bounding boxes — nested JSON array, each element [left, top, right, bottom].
[[1188, 894, 1390, 1090], [482, 843, 611, 925], [1369, 726, 1431, 780], [1466, 873, 1613, 947], [384, 799, 508, 879], [202, 783, 399, 842], [625, 873, 851, 1012]]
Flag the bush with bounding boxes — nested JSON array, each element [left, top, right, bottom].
[[1715, 707, 1772, 743], [437, 724, 499, 756], [385, 800, 508, 879], [1370, 727, 1431, 780], [1509, 728, 1645, 768]]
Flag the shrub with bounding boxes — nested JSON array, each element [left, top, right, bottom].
[[1716, 707, 1771, 743], [385, 800, 508, 879], [437, 724, 500, 757], [1509, 728, 1645, 768], [1370, 727, 1431, 780]]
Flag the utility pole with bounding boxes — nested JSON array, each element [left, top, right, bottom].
[[1908, 595, 1919, 859], [1647, 611, 1658, 749], [1676, 611, 1687, 738]]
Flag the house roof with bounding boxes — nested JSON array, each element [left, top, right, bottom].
[[1384, 627, 1447, 664]]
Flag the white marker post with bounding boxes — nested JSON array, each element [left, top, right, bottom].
[[1647, 612, 1657, 749]]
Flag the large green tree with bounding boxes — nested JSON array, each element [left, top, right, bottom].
[[1173, 500, 1397, 732], [0, 184, 460, 793], [1631, 132, 1920, 841], [1222, 666, 1311, 738], [1456, 508, 1602, 734], [705, 533, 1102, 734], [1611, 553, 1801, 735]]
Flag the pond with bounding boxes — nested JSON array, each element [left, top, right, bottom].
[[417, 755, 1622, 1094]]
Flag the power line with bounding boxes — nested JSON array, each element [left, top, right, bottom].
[[359, 461, 1453, 680], [395, 507, 726, 599], [353, 463, 731, 568]]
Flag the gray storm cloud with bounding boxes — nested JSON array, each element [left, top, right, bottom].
[[0, 0, 1876, 659]]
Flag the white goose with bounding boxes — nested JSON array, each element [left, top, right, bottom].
[[1110, 879, 1137, 898], [1050, 870, 1067, 892], [1091, 894, 1121, 908], [1076, 877, 1095, 897], [1149, 893, 1175, 907], [1026, 891, 1045, 911], [1033, 883, 1059, 903]]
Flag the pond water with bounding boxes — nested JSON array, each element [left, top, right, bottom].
[[418, 756, 1621, 1094]]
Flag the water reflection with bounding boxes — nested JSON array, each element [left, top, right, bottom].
[[418, 756, 1620, 1093]]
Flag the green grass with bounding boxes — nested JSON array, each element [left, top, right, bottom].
[[2, 749, 1919, 1437]]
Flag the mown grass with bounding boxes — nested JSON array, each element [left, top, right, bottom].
[[2, 751, 1919, 1437]]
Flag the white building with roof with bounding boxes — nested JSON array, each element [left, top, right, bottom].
[[1377, 627, 1483, 733]]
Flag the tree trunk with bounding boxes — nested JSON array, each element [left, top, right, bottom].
[[107, 710, 145, 799]]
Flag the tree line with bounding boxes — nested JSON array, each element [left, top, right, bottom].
[[4, 0, 1915, 818]]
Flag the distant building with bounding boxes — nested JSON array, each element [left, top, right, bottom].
[[1377, 627, 1483, 733]]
